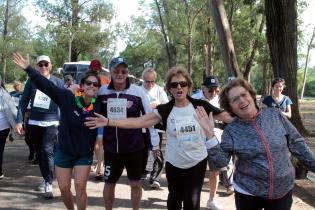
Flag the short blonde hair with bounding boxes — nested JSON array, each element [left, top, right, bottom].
[[165, 66, 193, 95]]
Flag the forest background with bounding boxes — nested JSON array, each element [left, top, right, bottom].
[[1, 0, 315, 134]]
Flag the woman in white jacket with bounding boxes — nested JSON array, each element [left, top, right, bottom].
[[0, 75, 17, 178]]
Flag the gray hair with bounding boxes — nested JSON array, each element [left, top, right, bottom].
[[142, 68, 157, 80]]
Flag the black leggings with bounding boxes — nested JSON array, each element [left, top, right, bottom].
[[235, 190, 293, 210], [0, 128, 10, 175], [165, 158, 207, 210]]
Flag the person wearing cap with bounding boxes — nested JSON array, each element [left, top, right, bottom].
[[194, 76, 234, 210], [97, 57, 159, 210], [89, 59, 110, 85], [15, 54, 64, 199], [140, 68, 168, 189]]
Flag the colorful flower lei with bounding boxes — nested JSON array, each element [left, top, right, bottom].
[[75, 88, 96, 113]]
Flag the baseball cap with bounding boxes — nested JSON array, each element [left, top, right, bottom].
[[36, 55, 51, 64], [109, 57, 128, 69], [90, 59, 102, 71], [202, 76, 219, 88]]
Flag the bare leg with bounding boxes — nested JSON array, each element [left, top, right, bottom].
[[94, 138, 104, 174], [130, 181, 142, 210], [74, 165, 91, 210], [209, 170, 220, 201], [55, 166, 74, 210], [103, 182, 116, 210]]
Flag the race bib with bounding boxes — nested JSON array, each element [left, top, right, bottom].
[[175, 116, 199, 142], [33, 90, 51, 109], [107, 98, 127, 119]]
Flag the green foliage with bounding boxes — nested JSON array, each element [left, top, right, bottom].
[[34, 0, 115, 62]]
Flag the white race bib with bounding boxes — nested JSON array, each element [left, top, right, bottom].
[[175, 116, 199, 142], [33, 90, 51, 109], [107, 98, 127, 119]]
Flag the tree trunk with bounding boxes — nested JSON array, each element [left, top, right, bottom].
[[301, 26, 315, 99], [154, 0, 176, 69], [1, 0, 9, 83], [208, 0, 240, 78], [70, 0, 79, 62], [243, 17, 265, 80], [265, 0, 307, 135]]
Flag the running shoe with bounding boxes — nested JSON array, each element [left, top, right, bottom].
[[36, 179, 45, 192], [0, 174, 4, 179], [226, 186, 234, 195], [206, 199, 221, 210], [44, 182, 53, 199], [150, 180, 160, 189]]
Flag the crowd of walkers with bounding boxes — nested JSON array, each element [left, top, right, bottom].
[[0, 52, 313, 210]]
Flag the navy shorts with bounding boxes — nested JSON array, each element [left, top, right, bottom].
[[104, 150, 143, 183], [54, 149, 93, 168]]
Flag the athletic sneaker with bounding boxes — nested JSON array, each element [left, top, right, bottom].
[[36, 179, 45, 192], [206, 200, 221, 210], [226, 186, 234, 195], [44, 182, 53, 199], [150, 180, 160, 189], [0, 174, 4, 179]]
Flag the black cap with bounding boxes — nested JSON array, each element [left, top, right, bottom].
[[109, 57, 128, 69], [202, 76, 219, 87]]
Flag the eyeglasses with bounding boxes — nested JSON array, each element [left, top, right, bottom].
[[145, 80, 155, 84], [38, 63, 49, 68], [113, 69, 128, 75], [229, 91, 250, 104], [169, 81, 189, 88], [85, 80, 99, 88]]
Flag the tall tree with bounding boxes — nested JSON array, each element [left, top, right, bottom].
[[300, 26, 315, 99], [208, 0, 241, 78], [35, 0, 114, 61], [265, 0, 307, 134]]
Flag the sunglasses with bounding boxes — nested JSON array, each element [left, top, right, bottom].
[[113, 69, 128, 75], [169, 81, 189, 88], [85, 80, 99, 88], [38, 63, 49, 67]]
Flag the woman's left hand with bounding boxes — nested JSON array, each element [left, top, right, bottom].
[[85, 112, 108, 129], [195, 106, 214, 138]]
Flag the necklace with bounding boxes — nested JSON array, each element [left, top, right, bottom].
[[75, 89, 96, 113]]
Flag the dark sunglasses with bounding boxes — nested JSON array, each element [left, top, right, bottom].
[[169, 81, 189, 88], [38, 63, 49, 67], [85, 80, 99, 88]]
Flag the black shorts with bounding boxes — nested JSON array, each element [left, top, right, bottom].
[[104, 150, 143, 183]]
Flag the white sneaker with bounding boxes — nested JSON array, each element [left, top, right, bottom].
[[44, 182, 53, 199], [35, 179, 45, 192], [150, 180, 160, 189], [206, 199, 221, 210], [226, 186, 234, 195]]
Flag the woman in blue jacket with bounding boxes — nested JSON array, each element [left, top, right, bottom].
[[196, 78, 315, 210], [13, 52, 101, 210]]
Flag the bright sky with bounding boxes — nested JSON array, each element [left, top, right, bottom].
[[22, 0, 315, 64]]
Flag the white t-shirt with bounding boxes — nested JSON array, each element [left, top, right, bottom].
[[154, 103, 208, 169], [141, 85, 169, 107]]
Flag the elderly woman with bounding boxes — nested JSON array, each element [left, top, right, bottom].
[[196, 78, 315, 210], [85, 66, 232, 210], [13, 53, 101, 210]]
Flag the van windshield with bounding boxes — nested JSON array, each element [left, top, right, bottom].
[[63, 64, 89, 73]]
